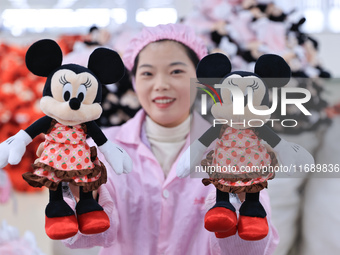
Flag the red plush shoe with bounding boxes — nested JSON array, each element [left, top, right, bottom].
[[215, 224, 237, 239], [77, 210, 110, 235], [45, 215, 78, 240], [204, 207, 237, 233], [238, 215, 269, 241]]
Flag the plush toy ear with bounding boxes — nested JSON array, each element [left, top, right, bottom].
[[88, 48, 125, 85], [25, 39, 63, 77], [196, 53, 232, 85], [254, 54, 291, 87]]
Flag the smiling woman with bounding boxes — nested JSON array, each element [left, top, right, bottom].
[[134, 40, 196, 127], [60, 23, 280, 255]]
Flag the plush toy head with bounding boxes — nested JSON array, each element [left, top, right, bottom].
[[196, 53, 291, 129], [25, 39, 125, 126]]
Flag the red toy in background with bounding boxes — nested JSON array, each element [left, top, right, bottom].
[[0, 35, 82, 192], [0, 42, 45, 192]]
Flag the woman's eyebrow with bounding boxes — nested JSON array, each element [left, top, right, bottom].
[[169, 62, 187, 67], [138, 64, 153, 69]]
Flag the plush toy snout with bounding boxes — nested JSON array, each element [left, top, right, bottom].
[[69, 98, 81, 110]]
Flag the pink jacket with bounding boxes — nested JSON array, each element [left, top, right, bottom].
[[63, 110, 279, 255]]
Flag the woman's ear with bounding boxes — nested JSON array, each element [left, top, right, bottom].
[[254, 54, 291, 87], [88, 48, 125, 85], [25, 39, 63, 77], [196, 53, 232, 85]]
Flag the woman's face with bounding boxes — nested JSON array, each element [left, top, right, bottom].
[[135, 40, 197, 127]]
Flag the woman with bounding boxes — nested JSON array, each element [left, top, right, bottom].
[[62, 23, 279, 255]]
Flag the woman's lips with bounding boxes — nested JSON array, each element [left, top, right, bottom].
[[152, 97, 176, 108]]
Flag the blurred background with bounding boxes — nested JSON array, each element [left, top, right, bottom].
[[0, 0, 339, 255]]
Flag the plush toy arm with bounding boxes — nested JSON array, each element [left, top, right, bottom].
[[25, 115, 53, 138], [85, 121, 108, 146], [254, 125, 281, 148], [0, 116, 52, 168], [198, 125, 222, 147], [86, 121, 132, 175], [255, 125, 314, 173], [176, 125, 221, 178]]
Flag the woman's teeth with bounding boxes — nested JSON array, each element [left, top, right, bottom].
[[154, 99, 175, 104]]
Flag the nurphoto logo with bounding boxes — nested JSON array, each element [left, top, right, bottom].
[[198, 80, 312, 128]]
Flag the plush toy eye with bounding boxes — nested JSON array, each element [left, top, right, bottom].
[[62, 83, 72, 101], [77, 85, 87, 103], [248, 80, 259, 91]]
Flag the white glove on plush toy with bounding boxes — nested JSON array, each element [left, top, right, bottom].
[[0, 130, 32, 168], [99, 141, 133, 175], [176, 139, 207, 178], [273, 139, 315, 173]]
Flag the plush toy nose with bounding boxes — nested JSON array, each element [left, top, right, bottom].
[[69, 98, 81, 110]]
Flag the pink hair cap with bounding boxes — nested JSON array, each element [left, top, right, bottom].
[[123, 23, 208, 71]]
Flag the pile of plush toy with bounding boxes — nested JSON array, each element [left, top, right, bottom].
[[184, 0, 331, 134]]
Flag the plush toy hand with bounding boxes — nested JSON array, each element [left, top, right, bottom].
[[176, 139, 207, 178], [0, 130, 32, 168], [273, 139, 314, 174], [99, 141, 133, 175]]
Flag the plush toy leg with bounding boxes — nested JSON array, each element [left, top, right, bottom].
[[45, 183, 78, 240], [76, 187, 110, 235], [238, 192, 268, 241], [204, 189, 237, 235]]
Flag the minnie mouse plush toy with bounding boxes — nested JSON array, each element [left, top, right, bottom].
[[177, 53, 314, 241], [0, 39, 132, 240]]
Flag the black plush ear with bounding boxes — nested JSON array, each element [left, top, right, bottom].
[[25, 39, 63, 77], [254, 54, 291, 87], [88, 48, 125, 85], [196, 53, 232, 85]]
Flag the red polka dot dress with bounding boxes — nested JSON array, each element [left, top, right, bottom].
[[23, 121, 106, 192], [205, 127, 274, 189]]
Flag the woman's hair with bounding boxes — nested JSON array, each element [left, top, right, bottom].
[[131, 39, 200, 76]]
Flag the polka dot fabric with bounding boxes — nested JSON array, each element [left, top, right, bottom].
[[33, 123, 102, 185], [212, 127, 273, 186]]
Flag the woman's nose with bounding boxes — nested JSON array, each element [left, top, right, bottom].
[[154, 76, 170, 91]]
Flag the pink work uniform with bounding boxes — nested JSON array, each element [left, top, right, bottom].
[[63, 110, 279, 255]]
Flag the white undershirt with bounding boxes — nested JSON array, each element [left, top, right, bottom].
[[145, 115, 191, 178]]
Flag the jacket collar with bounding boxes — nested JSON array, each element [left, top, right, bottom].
[[115, 109, 146, 145], [114, 109, 210, 146]]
